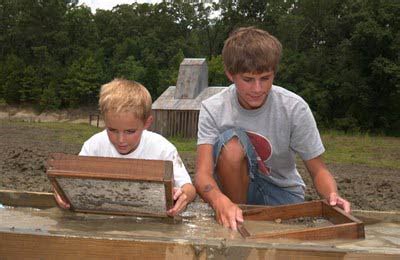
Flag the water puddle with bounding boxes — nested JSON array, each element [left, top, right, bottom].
[[1, 204, 400, 254]]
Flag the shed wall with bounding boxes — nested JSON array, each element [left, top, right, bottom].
[[151, 109, 199, 139]]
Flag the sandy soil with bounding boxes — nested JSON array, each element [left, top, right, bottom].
[[1, 121, 399, 211]]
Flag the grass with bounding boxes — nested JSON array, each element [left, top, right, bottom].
[[39, 122, 101, 145], [321, 130, 400, 169], [3, 120, 399, 169], [170, 131, 400, 169], [169, 136, 197, 152], [4, 120, 101, 145]]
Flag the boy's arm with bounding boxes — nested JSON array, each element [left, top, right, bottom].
[[195, 144, 243, 231], [304, 156, 351, 213]]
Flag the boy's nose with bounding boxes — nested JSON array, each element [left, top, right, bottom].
[[117, 133, 126, 143], [254, 80, 263, 91]]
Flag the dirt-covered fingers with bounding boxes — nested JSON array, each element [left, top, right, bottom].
[[336, 196, 351, 213], [328, 192, 351, 213], [172, 187, 183, 200], [215, 204, 243, 231], [167, 191, 188, 216]]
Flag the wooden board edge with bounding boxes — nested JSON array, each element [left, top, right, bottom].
[[48, 177, 73, 210], [0, 189, 56, 208], [47, 169, 167, 182], [322, 201, 364, 225], [49, 152, 169, 165], [241, 200, 324, 221], [73, 208, 170, 218], [47, 153, 169, 182], [238, 224, 251, 238], [247, 222, 362, 240], [1, 232, 392, 259]]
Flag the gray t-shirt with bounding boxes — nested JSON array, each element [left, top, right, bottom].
[[197, 84, 325, 189]]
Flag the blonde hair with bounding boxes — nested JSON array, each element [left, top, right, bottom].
[[99, 78, 152, 121], [222, 27, 282, 74]]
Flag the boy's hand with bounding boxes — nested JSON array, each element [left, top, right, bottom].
[[53, 189, 70, 209], [212, 195, 244, 231], [328, 192, 351, 213], [167, 187, 189, 216]]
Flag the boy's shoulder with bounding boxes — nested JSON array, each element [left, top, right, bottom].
[[141, 130, 175, 147], [201, 84, 234, 105], [272, 85, 304, 100], [142, 129, 167, 141], [85, 129, 109, 144], [271, 85, 308, 106]]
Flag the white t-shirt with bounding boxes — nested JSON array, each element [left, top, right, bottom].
[[198, 84, 325, 189], [79, 130, 192, 188]]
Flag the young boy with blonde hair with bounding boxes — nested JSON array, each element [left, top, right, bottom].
[[55, 79, 196, 216], [195, 27, 350, 230]]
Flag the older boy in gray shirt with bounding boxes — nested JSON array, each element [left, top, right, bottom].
[[195, 27, 350, 231]]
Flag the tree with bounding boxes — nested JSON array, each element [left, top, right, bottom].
[[115, 55, 146, 82], [63, 55, 105, 107], [40, 81, 61, 111], [208, 55, 229, 86], [1, 54, 25, 104]]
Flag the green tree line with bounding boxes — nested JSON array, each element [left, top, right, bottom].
[[0, 0, 399, 135]]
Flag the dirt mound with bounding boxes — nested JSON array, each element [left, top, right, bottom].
[[0, 106, 102, 125], [1, 121, 399, 211]]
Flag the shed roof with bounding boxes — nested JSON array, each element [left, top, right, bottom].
[[152, 86, 226, 110]]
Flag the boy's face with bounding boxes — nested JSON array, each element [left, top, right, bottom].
[[226, 71, 275, 110], [104, 111, 152, 155]]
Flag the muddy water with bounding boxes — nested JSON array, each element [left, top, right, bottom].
[[1, 204, 400, 255], [0, 203, 240, 242]]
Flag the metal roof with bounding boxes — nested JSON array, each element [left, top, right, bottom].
[[152, 86, 226, 110]]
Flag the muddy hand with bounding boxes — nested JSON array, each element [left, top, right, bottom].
[[167, 187, 187, 216], [329, 192, 351, 213], [214, 195, 244, 231]]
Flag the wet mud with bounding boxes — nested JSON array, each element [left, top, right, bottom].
[[1, 121, 399, 211]]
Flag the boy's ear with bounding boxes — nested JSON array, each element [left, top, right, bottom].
[[225, 70, 234, 82], [144, 115, 153, 129]]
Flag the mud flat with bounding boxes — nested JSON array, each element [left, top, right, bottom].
[[1, 120, 400, 211]]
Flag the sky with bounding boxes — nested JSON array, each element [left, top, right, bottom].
[[80, 0, 162, 11]]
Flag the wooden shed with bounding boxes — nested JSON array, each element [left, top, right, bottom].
[[151, 58, 226, 138]]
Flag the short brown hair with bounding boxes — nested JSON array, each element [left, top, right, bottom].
[[99, 78, 152, 121], [222, 27, 282, 74]]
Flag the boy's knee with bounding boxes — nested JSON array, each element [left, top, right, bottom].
[[218, 137, 246, 163]]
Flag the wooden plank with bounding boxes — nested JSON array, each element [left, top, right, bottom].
[[164, 178, 174, 211], [0, 189, 56, 208], [0, 229, 396, 259], [242, 201, 322, 221], [178, 110, 182, 136], [192, 110, 199, 138], [248, 223, 361, 240], [0, 232, 187, 259], [322, 200, 361, 224], [169, 110, 174, 137], [48, 153, 171, 182]]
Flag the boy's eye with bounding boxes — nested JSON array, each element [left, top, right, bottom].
[[243, 78, 252, 82], [108, 128, 117, 133], [125, 130, 136, 134]]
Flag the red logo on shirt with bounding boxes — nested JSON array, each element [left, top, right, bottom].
[[245, 131, 272, 175]]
